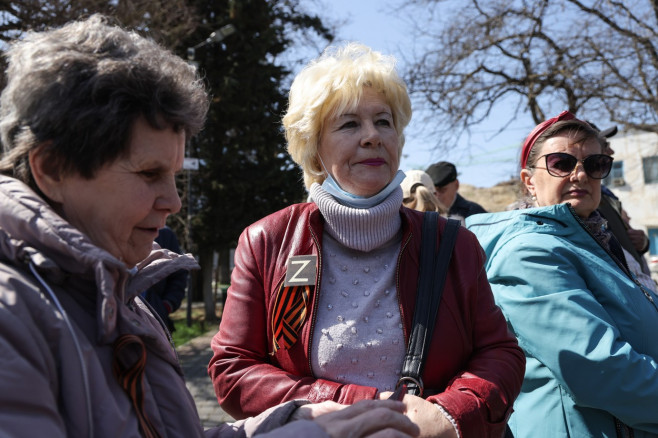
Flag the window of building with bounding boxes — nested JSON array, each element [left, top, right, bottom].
[[643, 156, 658, 184], [604, 160, 625, 187]]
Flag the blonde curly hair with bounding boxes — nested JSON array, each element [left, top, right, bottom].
[[283, 42, 412, 190]]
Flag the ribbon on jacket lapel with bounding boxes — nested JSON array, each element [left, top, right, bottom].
[[271, 255, 317, 353], [271, 283, 311, 353], [112, 334, 162, 438]]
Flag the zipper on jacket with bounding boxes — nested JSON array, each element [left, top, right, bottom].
[[28, 260, 95, 438], [307, 224, 323, 375], [566, 204, 657, 311]]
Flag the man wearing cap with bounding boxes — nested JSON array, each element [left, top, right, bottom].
[[426, 161, 487, 222], [590, 122, 651, 275]]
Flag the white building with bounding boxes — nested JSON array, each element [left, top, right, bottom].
[[605, 130, 658, 274]]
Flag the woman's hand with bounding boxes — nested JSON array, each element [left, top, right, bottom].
[[293, 399, 420, 438], [290, 400, 345, 420], [398, 394, 458, 438]]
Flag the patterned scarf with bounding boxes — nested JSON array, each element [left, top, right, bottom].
[[582, 210, 612, 250]]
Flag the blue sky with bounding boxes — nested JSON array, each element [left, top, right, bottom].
[[304, 0, 538, 187]]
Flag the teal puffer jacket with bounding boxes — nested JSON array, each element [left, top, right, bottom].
[[467, 204, 658, 438]]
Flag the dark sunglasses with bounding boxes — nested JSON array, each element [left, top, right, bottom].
[[533, 152, 613, 179]]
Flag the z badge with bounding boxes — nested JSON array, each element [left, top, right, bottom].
[[271, 255, 317, 354], [283, 255, 317, 287]]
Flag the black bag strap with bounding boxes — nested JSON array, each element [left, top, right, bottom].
[[397, 212, 460, 397]]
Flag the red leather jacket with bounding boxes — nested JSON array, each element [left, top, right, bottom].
[[209, 203, 524, 437]]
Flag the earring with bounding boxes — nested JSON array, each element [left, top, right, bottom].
[[531, 195, 537, 201]]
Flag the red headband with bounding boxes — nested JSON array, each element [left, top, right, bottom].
[[520, 110, 576, 168]]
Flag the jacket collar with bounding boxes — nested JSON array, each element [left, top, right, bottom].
[[0, 175, 198, 342]]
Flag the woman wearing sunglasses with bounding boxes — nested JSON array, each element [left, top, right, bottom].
[[467, 111, 658, 438]]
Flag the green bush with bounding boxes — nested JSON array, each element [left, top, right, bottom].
[[172, 319, 207, 347]]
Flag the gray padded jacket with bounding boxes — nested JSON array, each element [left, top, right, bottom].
[[0, 175, 326, 438]]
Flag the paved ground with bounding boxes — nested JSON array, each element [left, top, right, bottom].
[[177, 329, 235, 429]]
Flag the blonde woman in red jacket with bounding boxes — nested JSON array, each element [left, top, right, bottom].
[[209, 42, 525, 438], [0, 17, 418, 438]]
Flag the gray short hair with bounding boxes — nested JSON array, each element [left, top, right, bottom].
[[0, 14, 209, 190]]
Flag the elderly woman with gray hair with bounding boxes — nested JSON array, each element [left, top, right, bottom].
[[210, 42, 524, 438], [0, 16, 419, 438]]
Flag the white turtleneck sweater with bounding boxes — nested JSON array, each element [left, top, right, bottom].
[[309, 183, 406, 393]]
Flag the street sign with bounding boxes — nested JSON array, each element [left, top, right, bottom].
[[183, 158, 199, 170]]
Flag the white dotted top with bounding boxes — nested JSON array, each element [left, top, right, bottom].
[[310, 183, 405, 392]]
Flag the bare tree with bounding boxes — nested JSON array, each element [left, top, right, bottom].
[[403, 0, 658, 147]]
